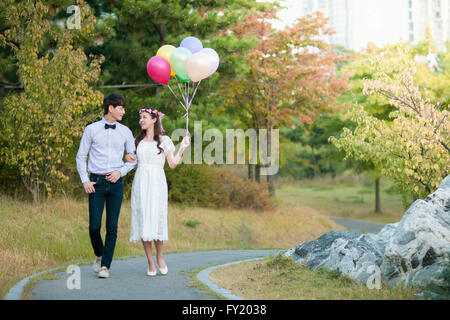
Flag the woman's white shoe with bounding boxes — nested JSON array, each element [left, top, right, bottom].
[[157, 264, 168, 275], [147, 267, 157, 276]]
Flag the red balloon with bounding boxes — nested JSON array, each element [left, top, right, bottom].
[[147, 56, 170, 85]]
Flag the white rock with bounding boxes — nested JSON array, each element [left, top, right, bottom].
[[285, 175, 450, 289]]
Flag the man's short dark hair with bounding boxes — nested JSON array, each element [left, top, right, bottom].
[[103, 93, 126, 115]]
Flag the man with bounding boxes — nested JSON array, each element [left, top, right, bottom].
[[76, 93, 136, 278]]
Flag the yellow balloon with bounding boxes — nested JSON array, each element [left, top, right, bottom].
[[157, 45, 176, 77]]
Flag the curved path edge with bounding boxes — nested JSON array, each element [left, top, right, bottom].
[[197, 257, 266, 300], [5, 267, 62, 300]]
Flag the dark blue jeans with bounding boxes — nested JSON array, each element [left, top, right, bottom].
[[88, 173, 123, 269]]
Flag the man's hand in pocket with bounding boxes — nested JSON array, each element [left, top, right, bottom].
[[83, 181, 96, 194], [106, 171, 121, 183]]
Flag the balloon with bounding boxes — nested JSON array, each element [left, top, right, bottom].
[[156, 45, 176, 77], [176, 74, 190, 83], [170, 47, 192, 82], [146, 56, 171, 85], [187, 52, 211, 82], [200, 48, 219, 77], [180, 36, 203, 54]]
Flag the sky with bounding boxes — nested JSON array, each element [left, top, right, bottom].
[[271, 0, 409, 51]]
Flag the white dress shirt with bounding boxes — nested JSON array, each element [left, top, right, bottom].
[[76, 117, 137, 183]]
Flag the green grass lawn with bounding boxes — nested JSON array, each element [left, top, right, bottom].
[[275, 177, 406, 224], [210, 255, 419, 300]]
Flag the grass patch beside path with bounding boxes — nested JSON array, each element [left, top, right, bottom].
[[276, 179, 405, 224], [0, 195, 342, 299], [209, 255, 420, 300]]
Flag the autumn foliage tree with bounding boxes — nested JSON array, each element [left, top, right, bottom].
[[222, 9, 349, 196], [0, 0, 103, 202]]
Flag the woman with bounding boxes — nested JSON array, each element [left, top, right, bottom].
[[127, 108, 190, 276]]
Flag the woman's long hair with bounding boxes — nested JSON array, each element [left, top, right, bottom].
[[135, 112, 165, 154]]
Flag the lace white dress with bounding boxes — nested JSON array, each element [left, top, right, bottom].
[[129, 135, 175, 243]]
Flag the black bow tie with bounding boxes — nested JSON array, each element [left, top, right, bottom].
[[105, 123, 116, 130]]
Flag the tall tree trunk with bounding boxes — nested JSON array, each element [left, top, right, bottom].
[[266, 127, 275, 197], [248, 164, 254, 181], [254, 113, 261, 184], [156, 85, 162, 97], [248, 114, 256, 181], [311, 144, 318, 178], [22, 174, 40, 203], [255, 164, 261, 183], [267, 174, 275, 197], [375, 176, 381, 213]]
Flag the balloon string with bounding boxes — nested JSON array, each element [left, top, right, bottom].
[[184, 81, 201, 135], [167, 84, 186, 110], [185, 82, 188, 105], [172, 78, 202, 135], [189, 80, 201, 106], [187, 81, 190, 106], [185, 82, 189, 135], [176, 77, 187, 108]]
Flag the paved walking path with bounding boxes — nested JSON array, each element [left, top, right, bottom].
[[28, 250, 280, 300], [327, 216, 385, 233], [6, 217, 385, 300]]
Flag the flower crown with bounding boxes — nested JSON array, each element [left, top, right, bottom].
[[139, 108, 165, 118]]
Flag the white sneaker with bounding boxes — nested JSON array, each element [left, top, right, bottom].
[[93, 256, 102, 273], [98, 266, 109, 278]]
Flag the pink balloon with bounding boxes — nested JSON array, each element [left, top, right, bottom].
[[147, 56, 170, 85]]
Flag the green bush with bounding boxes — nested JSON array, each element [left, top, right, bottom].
[[166, 164, 274, 211], [185, 220, 201, 228]]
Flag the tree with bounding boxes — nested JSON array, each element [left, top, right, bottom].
[[0, 0, 275, 200], [330, 61, 449, 207], [0, 0, 103, 202], [335, 38, 450, 211], [336, 44, 400, 213], [280, 115, 355, 180], [222, 9, 349, 196], [85, 0, 271, 135]]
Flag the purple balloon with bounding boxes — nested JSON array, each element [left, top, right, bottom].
[[180, 36, 203, 54], [201, 48, 219, 76]]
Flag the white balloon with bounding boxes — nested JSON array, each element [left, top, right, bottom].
[[186, 52, 211, 82], [201, 48, 219, 76]]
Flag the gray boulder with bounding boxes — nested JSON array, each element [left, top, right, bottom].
[[284, 175, 450, 289]]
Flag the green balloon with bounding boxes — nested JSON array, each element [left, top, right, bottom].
[[176, 74, 190, 83], [170, 47, 192, 82]]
